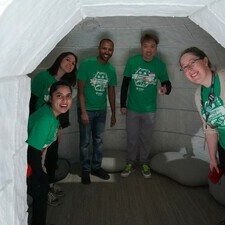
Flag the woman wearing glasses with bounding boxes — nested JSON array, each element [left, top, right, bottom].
[[179, 47, 225, 175]]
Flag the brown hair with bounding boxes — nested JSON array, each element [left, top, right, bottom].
[[140, 33, 159, 45], [179, 47, 212, 69]]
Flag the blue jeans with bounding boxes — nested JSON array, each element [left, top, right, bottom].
[[77, 109, 106, 172]]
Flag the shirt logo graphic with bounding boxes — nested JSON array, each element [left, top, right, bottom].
[[44, 87, 50, 102], [90, 72, 108, 95], [132, 68, 156, 91], [202, 96, 225, 128]]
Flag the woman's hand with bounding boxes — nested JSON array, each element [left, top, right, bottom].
[[209, 158, 219, 173]]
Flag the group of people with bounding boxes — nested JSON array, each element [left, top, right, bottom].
[[26, 32, 225, 225], [27, 52, 77, 225]]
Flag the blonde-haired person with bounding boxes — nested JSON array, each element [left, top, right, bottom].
[[179, 47, 225, 175]]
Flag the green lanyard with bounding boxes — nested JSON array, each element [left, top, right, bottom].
[[201, 73, 215, 128]]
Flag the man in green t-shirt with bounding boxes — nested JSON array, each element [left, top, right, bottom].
[[120, 33, 172, 178], [77, 38, 117, 184]]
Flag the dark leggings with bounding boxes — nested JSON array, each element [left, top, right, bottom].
[[27, 146, 49, 225], [218, 143, 225, 174], [27, 174, 49, 225], [45, 139, 59, 183]]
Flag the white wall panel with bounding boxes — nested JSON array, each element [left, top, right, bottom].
[[1, 0, 225, 224], [0, 0, 83, 78], [0, 75, 29, 225]]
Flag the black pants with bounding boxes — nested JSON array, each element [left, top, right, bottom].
[[27, 173, 49, 225], [45, 139, 58, 183], [218, 143, 225, 174], [27, 141, 58, 225]]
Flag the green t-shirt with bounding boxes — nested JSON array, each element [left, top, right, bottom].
[[124, 54, 169, 113], [77, 57, 117, 110], [27, 104, 59, 151], [31, 70, 57, 110], [201, 74, 225, 148]]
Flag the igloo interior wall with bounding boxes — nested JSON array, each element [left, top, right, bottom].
[[29, 16, 225, 164], [1, 2, 225, 222]]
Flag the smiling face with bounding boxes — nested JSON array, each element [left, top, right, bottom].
[[60, 54, 76, 74], [180, 53, 212, 87], [49, 85, 72, 117], [141, 40, 157, 61], [98, 40, 114, 64]]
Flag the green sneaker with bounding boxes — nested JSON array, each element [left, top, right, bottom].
[[121, 163, 135, 178], [142, 164, 151, 178]]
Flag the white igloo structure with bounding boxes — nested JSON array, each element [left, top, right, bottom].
[[1, 1, 225, 224]]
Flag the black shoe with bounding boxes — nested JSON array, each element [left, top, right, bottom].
[[81, 171, 91, 184], [91, 168, 110, 180]]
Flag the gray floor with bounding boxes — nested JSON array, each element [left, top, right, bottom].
[[47, 167, 225, 225]]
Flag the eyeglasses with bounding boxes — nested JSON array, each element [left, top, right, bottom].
[[180, 58, 201, 72]]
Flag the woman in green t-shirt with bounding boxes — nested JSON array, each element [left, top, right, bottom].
[[179, 47, 225, 176], [30, 52, 78, 205], [27, 81, 72, 225], [30, 52, 77, 113]]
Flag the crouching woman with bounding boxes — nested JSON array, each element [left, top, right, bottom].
[[26, 81, 72, 225]]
